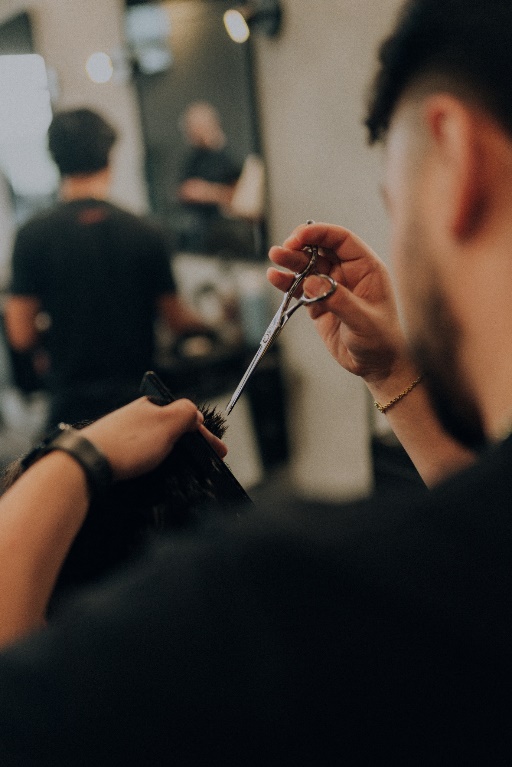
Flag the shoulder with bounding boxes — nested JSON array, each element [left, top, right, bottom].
[[11, 208, 62, 266], [106, 204, 166, 239], [144, 439, 510, 579], [15, 204, 62, 239]]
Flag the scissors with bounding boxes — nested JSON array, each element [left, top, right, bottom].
[[226, 229, 337, 415]]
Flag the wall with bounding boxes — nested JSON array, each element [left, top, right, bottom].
[[252, 0, 403, 500]]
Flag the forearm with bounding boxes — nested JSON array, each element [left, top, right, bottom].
[[3, 296, 41, 351], [367, 366, 476, 487], [178, 178, 235, 207], [0, 396, 220, 649], [268, 222, 478, 486], [0, 452, 89, 647]]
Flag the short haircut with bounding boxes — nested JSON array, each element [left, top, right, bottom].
[[365, 0, 512, 144], [48, 108, 118, 176]]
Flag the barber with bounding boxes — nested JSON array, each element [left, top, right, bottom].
[[268, 221, 477, 487]]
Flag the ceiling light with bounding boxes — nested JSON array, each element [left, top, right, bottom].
[[223, 1, 282, 43]]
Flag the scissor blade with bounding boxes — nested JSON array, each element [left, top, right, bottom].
[[225, 345, 267, 415], [225, 308, 284, 414]]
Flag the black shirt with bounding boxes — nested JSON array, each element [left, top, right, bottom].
[[9, 199, 176, 392], [178, 147, 242, 253], [0, 437, 511, 764], [180, 146, 241, 217]]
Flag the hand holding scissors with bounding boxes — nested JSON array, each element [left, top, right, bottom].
[[226, 226, 337, 415]]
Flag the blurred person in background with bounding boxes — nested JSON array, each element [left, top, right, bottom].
[[4, 108, 208, 428], [176, 101, 242, 253]]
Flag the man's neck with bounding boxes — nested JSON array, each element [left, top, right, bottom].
[[60, 169, 111, 202]]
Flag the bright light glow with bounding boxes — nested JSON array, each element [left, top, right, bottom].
[[137, 46, 173, 75], [1, 136, 59, 196], [85, 52, 114, 84], [124, 5, 173, 75], [125, 5, 171, 44], [223, 10, 250, 43], [0, 54, 58, 196], [0, 54, 52, 139]]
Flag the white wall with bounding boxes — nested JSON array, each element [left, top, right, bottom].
[[252, 0, 403, 500]]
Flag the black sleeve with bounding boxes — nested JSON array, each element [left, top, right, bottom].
[[179, 149, 198, 183], [0, 529, 299, 766], [9, 222, 42, 296], [145, 223, 177, 297], [0, 538, 212, 765], [0, 508, 351, 766], [219, 150, 242, 184]]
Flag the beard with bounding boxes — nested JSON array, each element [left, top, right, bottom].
[[409, 284, 487, 451], [401, 223, 487, 452]]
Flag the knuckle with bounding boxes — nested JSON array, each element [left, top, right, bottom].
[[172, 398, 198, 418]]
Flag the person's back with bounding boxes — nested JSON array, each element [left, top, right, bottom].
[[4, 108, 202, 426], [12, 198, 173, 391]]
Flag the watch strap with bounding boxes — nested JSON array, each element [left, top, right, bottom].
[[21, 423, 113, 496]]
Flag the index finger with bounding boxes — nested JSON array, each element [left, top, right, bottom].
[[198, 424, 228, 459], [283, 222, 378, 265]]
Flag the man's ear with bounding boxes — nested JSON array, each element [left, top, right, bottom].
[[424, 95, 486, 241]]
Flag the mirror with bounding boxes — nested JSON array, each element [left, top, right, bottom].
[[126, 0, 268, 261]]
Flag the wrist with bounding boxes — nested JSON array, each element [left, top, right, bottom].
[[364, 359, 422, 405], [373, 375, 423, 414], [21, 424, 113, 498]]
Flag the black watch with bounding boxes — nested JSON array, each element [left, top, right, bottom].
[[20, 423, 113, 497]]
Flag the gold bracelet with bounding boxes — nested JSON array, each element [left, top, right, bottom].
[[373, 375, 423, 414]]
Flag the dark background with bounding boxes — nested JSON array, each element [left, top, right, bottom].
[[0, 11, 33, 55]]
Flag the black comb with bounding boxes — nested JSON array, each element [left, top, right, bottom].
[[140, 371, 252, 506]]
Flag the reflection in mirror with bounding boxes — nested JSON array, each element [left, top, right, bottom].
[[124, 3, 287, 479], [123, 0, 272, 356], [125, 0, 267, 262]]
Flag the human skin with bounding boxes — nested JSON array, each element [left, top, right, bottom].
[[0, 396, 227, 648]]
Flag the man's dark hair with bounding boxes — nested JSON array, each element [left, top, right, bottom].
[[366, 0, 512, 144], [48, 108, 118, 175]]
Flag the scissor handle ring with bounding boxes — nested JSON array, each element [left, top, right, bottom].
[[301, 273, 337, 304]]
